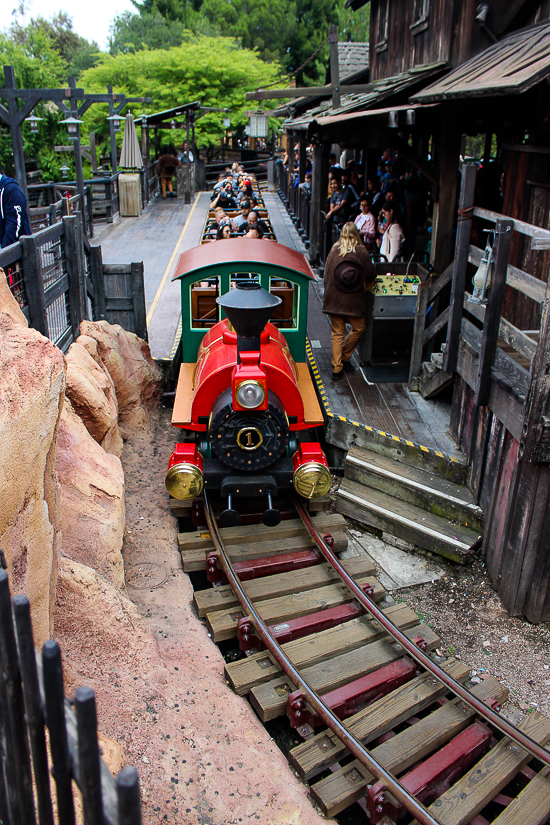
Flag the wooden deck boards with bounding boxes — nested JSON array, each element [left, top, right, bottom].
[[306, 263, 463, 457]]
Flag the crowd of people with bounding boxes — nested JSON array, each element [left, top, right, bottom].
[[280, 144, 430, 264], [208, 163, 271, 240]]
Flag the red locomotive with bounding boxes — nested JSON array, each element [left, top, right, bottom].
[[165, 239, 330, 526]]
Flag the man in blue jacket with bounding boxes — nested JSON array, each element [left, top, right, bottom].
[[0, 173, 31, 247]]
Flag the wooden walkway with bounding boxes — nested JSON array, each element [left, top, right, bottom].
[[93, 192, 210, 359], [262, 193, 461, 457]]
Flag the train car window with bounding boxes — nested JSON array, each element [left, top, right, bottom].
[[229, 272, 261, 287], [269, 276, 298, 329], [190, 277, 220, 328]]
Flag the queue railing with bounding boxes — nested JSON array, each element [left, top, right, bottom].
[[1, 214, 147, 352], [0, 569, 142, 825]]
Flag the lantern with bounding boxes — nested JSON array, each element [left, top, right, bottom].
[[107, 114, 121, 132], [170, 119, 177, 130], [223, 116, 231, 129], [60, 164, 70, 181], [25, 114, 43, 134], [60, 115, 84, 140], [249, 111, 269, 138]]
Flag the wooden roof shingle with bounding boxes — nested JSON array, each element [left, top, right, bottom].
[[412, 22, 550, 102]]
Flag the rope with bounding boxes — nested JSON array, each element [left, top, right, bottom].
[[259, 37, 329, 90]]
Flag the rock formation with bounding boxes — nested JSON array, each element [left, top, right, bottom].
[[0, 269, 65, 646], [56, 399, 125, 588], [78, 322, 161, 430], [65, 340, 123, 457]]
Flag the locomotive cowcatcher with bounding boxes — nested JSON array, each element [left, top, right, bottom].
[[165, 239, 330, 527]]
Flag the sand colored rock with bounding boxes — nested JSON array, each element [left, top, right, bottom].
[[0, 267, 27, 327], [65, 340, 123, 457], [78, 321, 161, 430], [0, 314, 64, 646], [56, 400, 125, 588]]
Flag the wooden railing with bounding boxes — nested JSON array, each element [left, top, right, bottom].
[[0, 569, 142, 825], [1, 216, 147, 351]]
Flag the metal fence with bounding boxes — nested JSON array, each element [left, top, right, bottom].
[[1, 215, 147, 351], [276, 164, 312, 251], [0, 569, 142, 825]]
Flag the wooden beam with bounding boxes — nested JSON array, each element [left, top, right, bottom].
[[246, 83, 378, 101], [475, 218, 514, 407], [386, 134, 438, 189], [444, 164, 477, 374], [328, 25, 340, 110], [430, 110, 461, 273]]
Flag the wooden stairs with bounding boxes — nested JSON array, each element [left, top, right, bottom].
[[335, 444, 483, 564], [419, 346, 454, 399]]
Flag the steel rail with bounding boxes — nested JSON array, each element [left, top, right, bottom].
[[294, 496, 550, 769], [202, 490, 443, 825]]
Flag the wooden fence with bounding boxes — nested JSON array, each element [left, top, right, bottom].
[[0, 569, 142, 825], [1, 216, 147, 351]]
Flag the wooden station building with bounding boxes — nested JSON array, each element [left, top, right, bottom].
[[252, 4, 550, 622]]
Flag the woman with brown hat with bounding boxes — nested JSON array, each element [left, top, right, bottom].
[[323, 222, 376, 380]]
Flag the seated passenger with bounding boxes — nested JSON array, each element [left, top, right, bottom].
[[212, 184, 237, 210], [378, 201, 405, 262], [247, 211, 269, 235], [245, 224, 264, 239], [233, 200, 251, 229], [217, 221, 233, 240]]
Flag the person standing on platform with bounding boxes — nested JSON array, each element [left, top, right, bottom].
[[156, 153, 179, 198], [323, 222, 376, 381], [0, 172, 31, 247]]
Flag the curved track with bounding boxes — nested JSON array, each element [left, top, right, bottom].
[[189, 490, 550, 825]]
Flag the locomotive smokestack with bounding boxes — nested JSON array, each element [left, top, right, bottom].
[[217, 281, 281, 357]]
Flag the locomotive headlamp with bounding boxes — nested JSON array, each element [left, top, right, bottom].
[[293, 462, 332, 499], [165, 443, 204, 500], [236, 380, 266, 409], [292, 443, 332, 500], [165, 463, 204, 500]]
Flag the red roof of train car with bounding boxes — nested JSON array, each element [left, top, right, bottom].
[[172, 238, 317, 282]]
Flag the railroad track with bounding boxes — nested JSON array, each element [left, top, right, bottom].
[[181, 492, 550, 825]]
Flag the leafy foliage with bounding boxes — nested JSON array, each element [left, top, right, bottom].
[[80, 36, 284, 150]]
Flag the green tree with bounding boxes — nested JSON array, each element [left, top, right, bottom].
[[80, 35, 284, 152], [8, 12, 100, 78], [337, 0, 370, 44]]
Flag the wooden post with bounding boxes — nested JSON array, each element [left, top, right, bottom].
[[444, 163, 477, 374], [107, 85, 118, 173], [68, 78, 87, 237], [185, 110, 191, 204], [130, 262, 147, 341], [20, 235, 48, 337], [474, 217, 514, 407], [89, 245, 106, 321], [309, 143, 323, 264], [430, 108, 461, 273], [408, 275, 431, 386], [63, 215, 84, 338], [328, 26, 340, 110]]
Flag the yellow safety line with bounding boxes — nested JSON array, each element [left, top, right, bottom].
[[305, 336, 462, 465], [146, 192, 201, 327]]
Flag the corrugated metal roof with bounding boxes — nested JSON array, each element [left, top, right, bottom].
[[281, 62, 446, 130], [412, 22, 550, 102]]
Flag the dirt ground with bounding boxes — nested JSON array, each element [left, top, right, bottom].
[[397, 555, 550, 718]]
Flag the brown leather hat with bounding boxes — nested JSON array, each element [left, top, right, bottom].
[[333, 260, 365, 293]]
